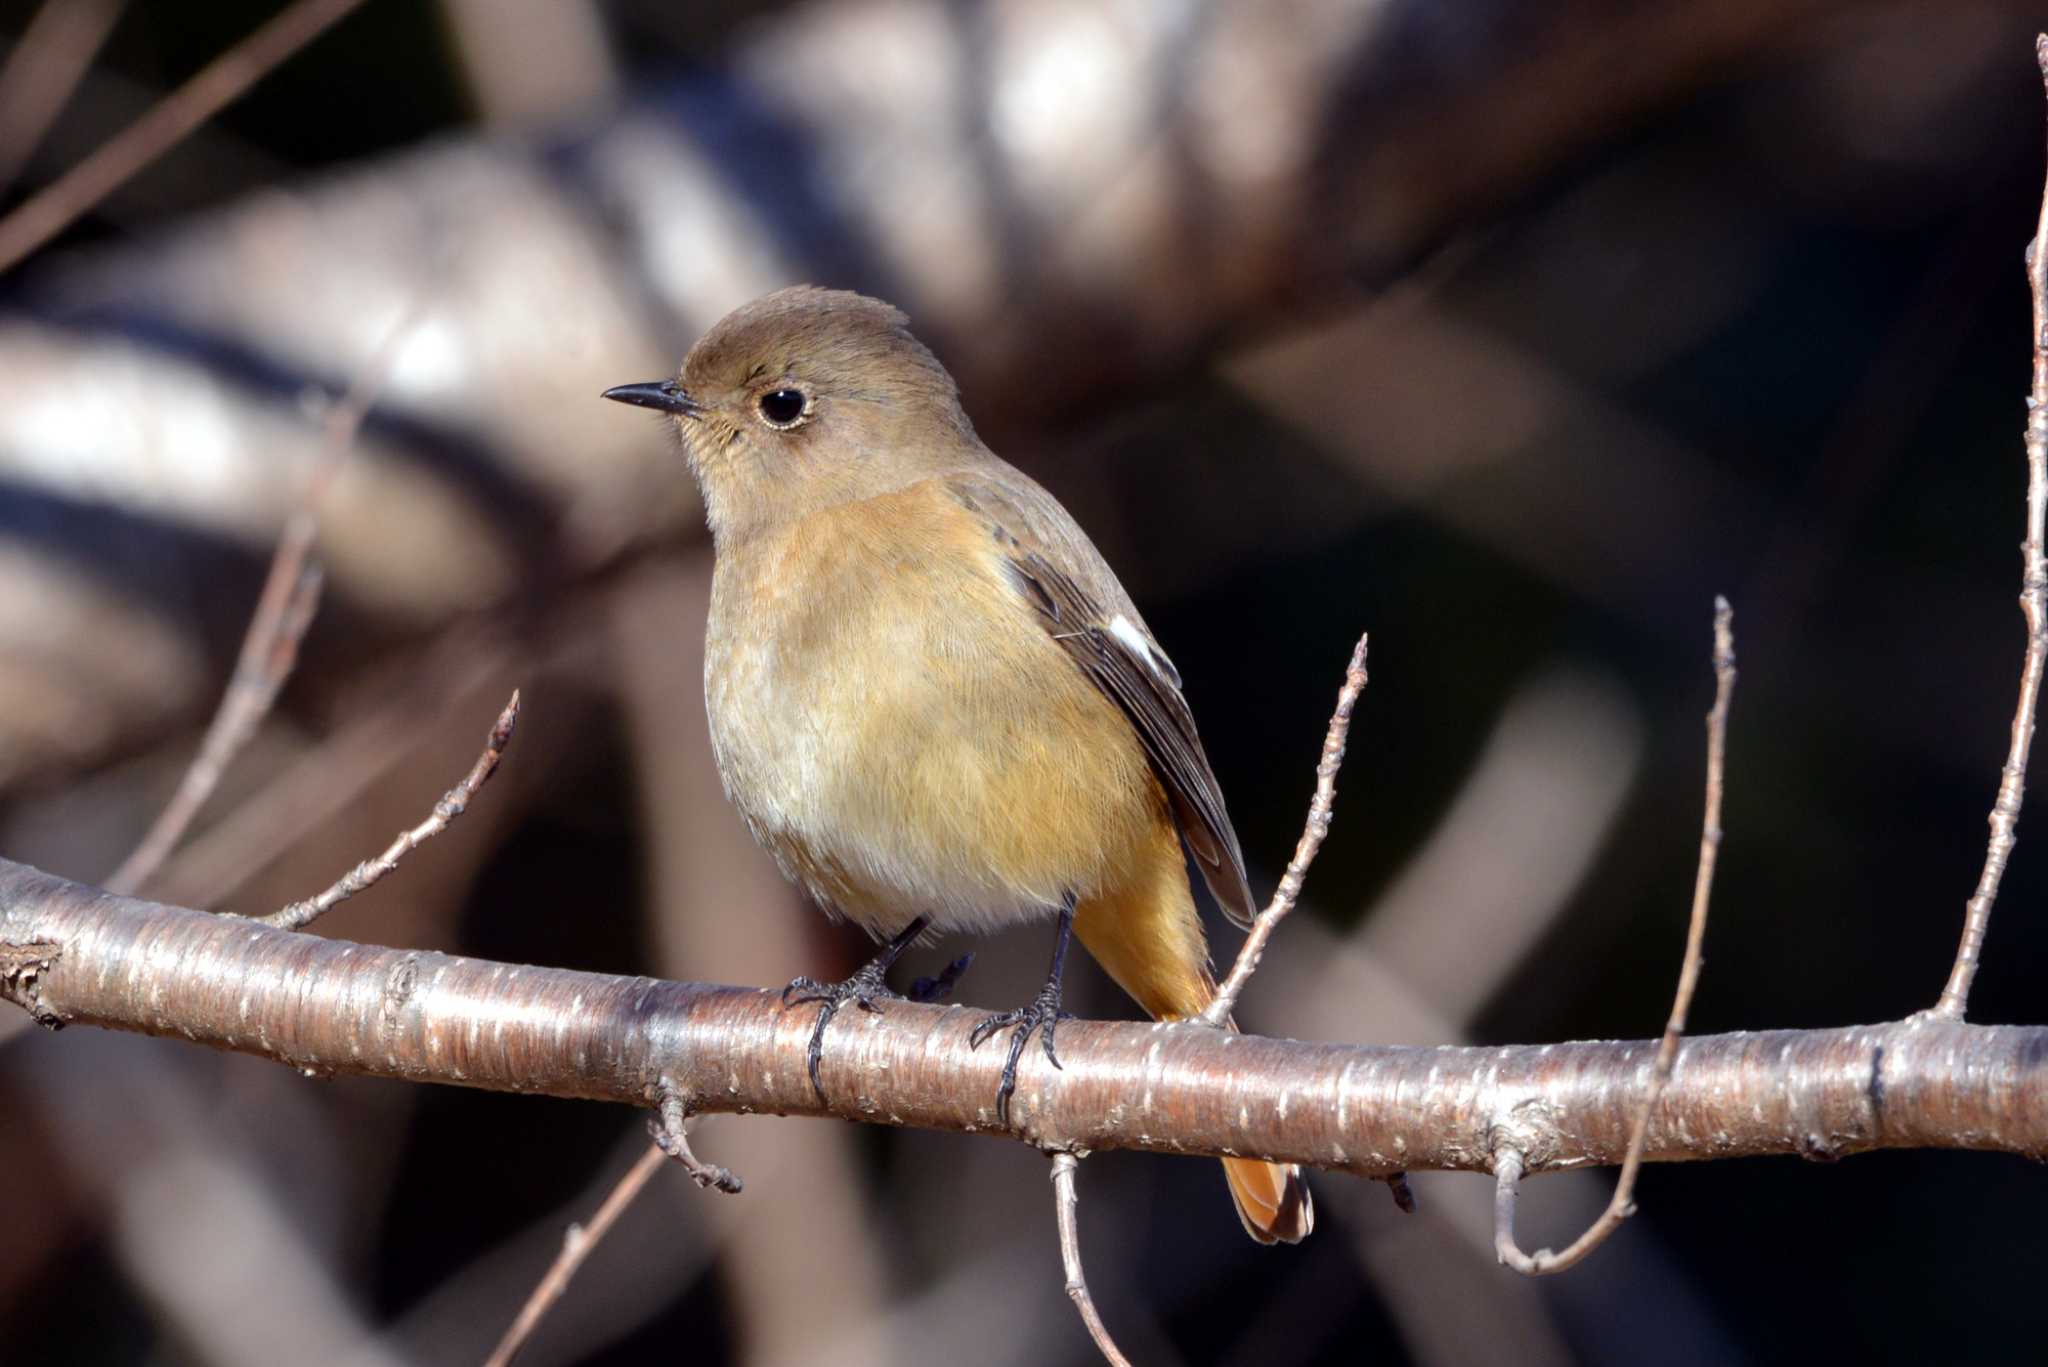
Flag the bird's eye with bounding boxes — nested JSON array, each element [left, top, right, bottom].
[[757, 388, 807, 427]]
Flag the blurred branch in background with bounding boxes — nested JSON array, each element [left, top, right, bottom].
[[440, 0, 617, 127], [102, 283, 436, 898], [0, 0, 366, 273], [0, 0, 1916, 786], [0, 0, 123, 196]]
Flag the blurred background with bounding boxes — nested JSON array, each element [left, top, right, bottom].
[[1, 1, 2045, 1363]]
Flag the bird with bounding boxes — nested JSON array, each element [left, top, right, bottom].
[[603, 286, 1312, 1244]]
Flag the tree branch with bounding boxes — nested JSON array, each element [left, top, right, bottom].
[[482, 1143, 670, 1367], [1050, 1154, 1134, 1367], [3, 857, 2044, 1176], [1494, 596, 1736, 1274], [263, 691, 519, 932], [1933, 32, 2048, 1020], [0, 0, 367, 275]]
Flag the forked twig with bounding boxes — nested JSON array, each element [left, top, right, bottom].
[[1933, 34, 2048, 1020], [1200, 633, 1368, 1027], [480, 1142, 670, 1367], [1494, 596, 1735, 1275], [0, 0, 366, 275], [1050, 1153, 1134, 1367], [262, 692, 520, 932]]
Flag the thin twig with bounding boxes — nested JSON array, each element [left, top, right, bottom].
[[0, 0, 125, 196], [1200, 633, 1368, 1027], [103, 549, 323, 898], [263, 691, 520, 932], [481, 1142, 670, 1367], [0, 0, 365, 275], [153, 627, 510, 910], [1495, 596, 1736, 1275], [481, 1081, 743, 1365], [1933, 35, 2048, 1020], [104, 295, 434, 898], [1050, 1153, 1134, 1367]]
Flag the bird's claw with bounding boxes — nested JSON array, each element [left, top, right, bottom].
[[780, 975, 832, 1007], [780, 959, 901, 1097], [968, 979, 1068, 1125]]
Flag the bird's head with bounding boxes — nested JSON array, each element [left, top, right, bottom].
[[604, 286, 978, 541]]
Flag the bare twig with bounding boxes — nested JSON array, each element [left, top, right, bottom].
[[103, 553, 324, 898], [1933, 35, 2048, 1020], [1050, 1153, 1134, 1367], [263, 692, 520, 933], [1495, 597, 1736, 1275], [650, 1085, 743, 1194], [152, 628, 511, 911], [481, 1142, 669, 1367], [1200, 633, 1368, 1027], [0, 0, 125, 195], [486, 1081, 744, 1367], [0, 0, 365, 275], [104, 294, 435, 899]]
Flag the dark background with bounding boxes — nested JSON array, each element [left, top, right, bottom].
[[0, 2, 2043, 1364]]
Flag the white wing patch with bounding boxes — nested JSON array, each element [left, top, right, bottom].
[[1108, 613, 1182, 691]]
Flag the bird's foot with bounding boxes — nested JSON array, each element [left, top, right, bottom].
[[781, 956, 902, 1097], [968, 976, 1068, 1125], [909, 952, 974, 1003]]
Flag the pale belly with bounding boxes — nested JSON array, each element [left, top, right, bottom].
[[703, 529, 1160, 938]]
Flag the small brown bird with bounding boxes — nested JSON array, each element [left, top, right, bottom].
[[604, 286, 1312, 1244]]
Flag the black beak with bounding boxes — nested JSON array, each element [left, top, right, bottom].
[[602, 380, 702, 418]]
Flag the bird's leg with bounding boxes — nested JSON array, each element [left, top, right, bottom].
[[782, 914, 929, 1097], [968, 895, 1076, 1124]]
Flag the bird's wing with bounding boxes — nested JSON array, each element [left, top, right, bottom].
[[943, 468, 1258, 928]]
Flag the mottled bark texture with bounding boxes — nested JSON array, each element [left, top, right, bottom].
[[3, 856, 2044, 1177]]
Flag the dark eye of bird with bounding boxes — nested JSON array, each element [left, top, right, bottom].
[[758, 388, 806, 426]]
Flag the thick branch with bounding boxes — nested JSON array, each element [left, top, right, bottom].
[[3, 859, 2043, 1176]]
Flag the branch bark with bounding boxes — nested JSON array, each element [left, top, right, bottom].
[[3, 857, 2044, 1177]]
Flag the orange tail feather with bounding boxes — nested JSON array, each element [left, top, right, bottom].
[[1223, 1155, 1315, 1244]]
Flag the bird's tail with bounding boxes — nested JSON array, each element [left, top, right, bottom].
[[1209, 1012, 1313, 1244], [1072, 828, 1314, 1245], [1222, 1151, 1315, 1245]]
